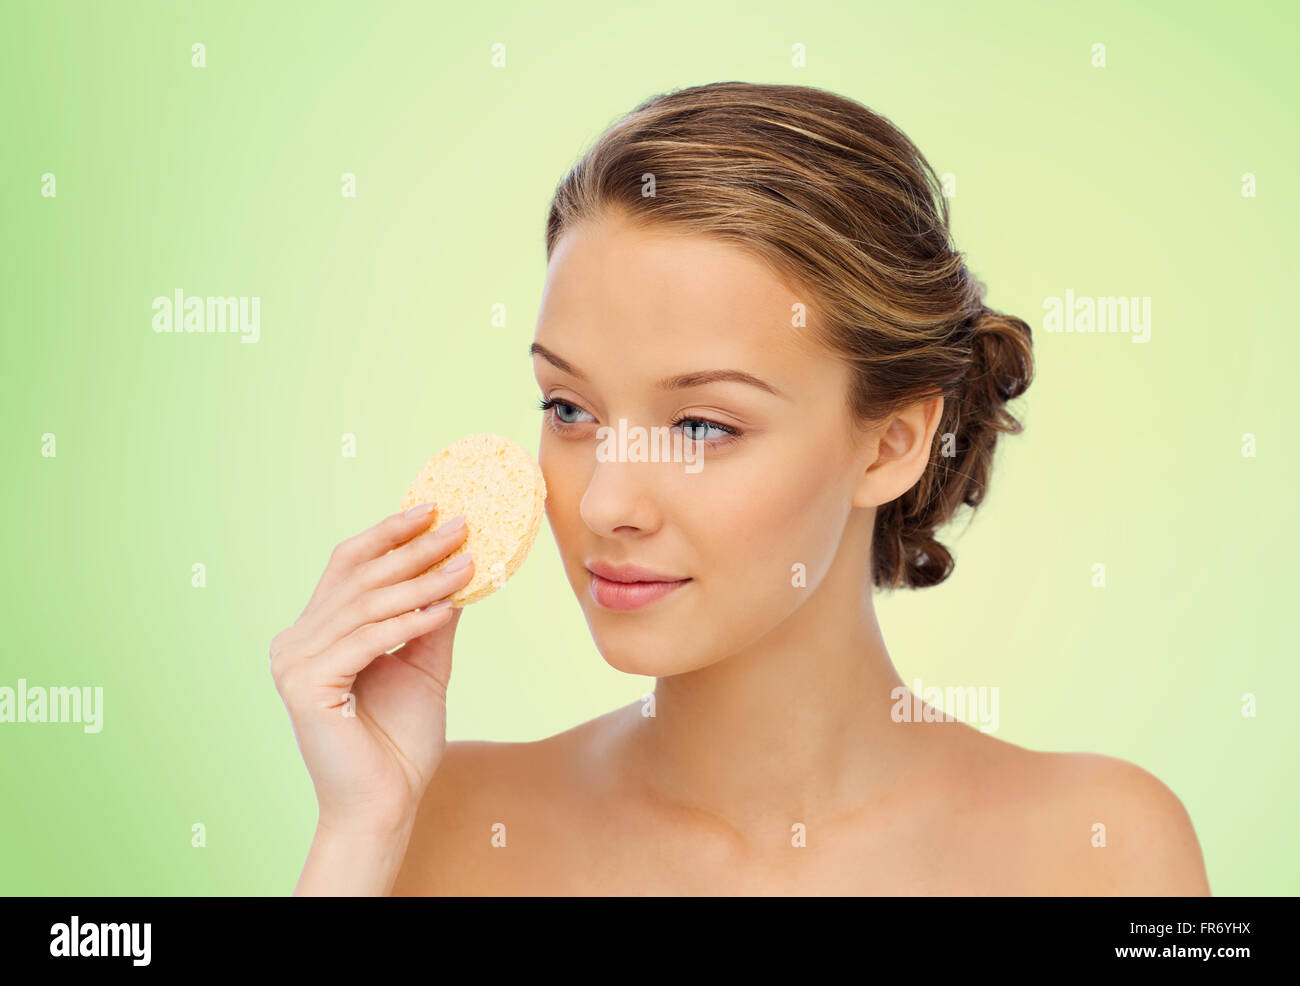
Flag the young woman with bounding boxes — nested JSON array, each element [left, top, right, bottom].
[[273, 82, 1210, 896]]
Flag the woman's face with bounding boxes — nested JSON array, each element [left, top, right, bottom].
[[531, 210, 879, 676]]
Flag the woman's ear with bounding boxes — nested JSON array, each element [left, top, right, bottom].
[[851, 394, 945, 509]]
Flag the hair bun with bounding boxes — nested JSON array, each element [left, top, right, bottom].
[[900, 532, 954, 589], [967, 307, 1034, 406], [886, 303, 1035, 590]]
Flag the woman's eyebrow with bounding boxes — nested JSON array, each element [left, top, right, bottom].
[[529, 342, 789, 400]]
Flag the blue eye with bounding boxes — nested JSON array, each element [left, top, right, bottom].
[[675, 418, 732, 442], [537, 397, 741, 447], [537, 397, 591, 425]]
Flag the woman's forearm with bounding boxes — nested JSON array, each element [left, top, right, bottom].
[[294, 817, 416, 896]]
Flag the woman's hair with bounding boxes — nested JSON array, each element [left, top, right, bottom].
[[544, 81, 1034, 591]]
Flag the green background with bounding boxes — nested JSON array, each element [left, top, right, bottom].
[[2, 0, 1296, 895]]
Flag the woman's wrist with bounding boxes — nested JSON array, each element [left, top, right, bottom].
[[294, 814, 417, 896]]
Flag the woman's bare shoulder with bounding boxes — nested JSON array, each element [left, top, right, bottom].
[[390, 708, 628, 896], [962, 733, 1211, 895], [1044, 749, 1209, 895]]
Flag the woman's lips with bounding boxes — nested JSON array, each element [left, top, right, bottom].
[[588, 572, 691, 611]]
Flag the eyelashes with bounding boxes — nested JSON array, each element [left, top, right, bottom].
[[537, 397, 741, 448]]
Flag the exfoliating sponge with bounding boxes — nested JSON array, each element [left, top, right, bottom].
[[399, 433, 547, 606]]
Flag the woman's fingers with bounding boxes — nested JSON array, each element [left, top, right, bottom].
[[392, 597, 464, 685], [322, 514, 469, 615], [291, 511, 468, 644], [296, 504, 441, 621], [289, 555, 476, 662], [312, 602, 460, 683]]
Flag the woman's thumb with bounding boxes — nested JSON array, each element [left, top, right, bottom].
[[395, 604, 463, 687]]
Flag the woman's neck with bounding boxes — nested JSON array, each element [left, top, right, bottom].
[[613, 562, 936, 846]]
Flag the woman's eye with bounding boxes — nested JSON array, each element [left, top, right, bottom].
[[538, 397, 592, 426], [675, 418, 732, 442], [554, 400, 587, 424], [537, 397, 741, 446]]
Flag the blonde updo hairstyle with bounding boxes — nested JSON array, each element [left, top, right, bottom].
[[545, 82, 1034, 590]]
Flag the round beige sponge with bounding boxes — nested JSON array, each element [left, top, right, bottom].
[[399, 433, 547, 607]]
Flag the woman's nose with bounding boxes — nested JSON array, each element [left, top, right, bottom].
[[578, 456, 664, 538]]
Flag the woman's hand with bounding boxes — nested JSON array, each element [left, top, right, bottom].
[[271, 503, 475, 837]]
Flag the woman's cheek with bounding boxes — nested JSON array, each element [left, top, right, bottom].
[[698, 499, 788, 599]]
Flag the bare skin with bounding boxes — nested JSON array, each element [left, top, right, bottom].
[[392, 722, 1210, 896], [281, 208, 1210, 896]]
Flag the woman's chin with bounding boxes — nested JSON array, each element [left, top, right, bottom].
[[590, 636, 705, 677], [595, 645, 676, 677]]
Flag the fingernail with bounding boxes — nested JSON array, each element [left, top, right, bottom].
[[444, 552, 473, 573], [405, 502, 436, 518], [435, 515, 466, 536], [424, 599, 454, 613]]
